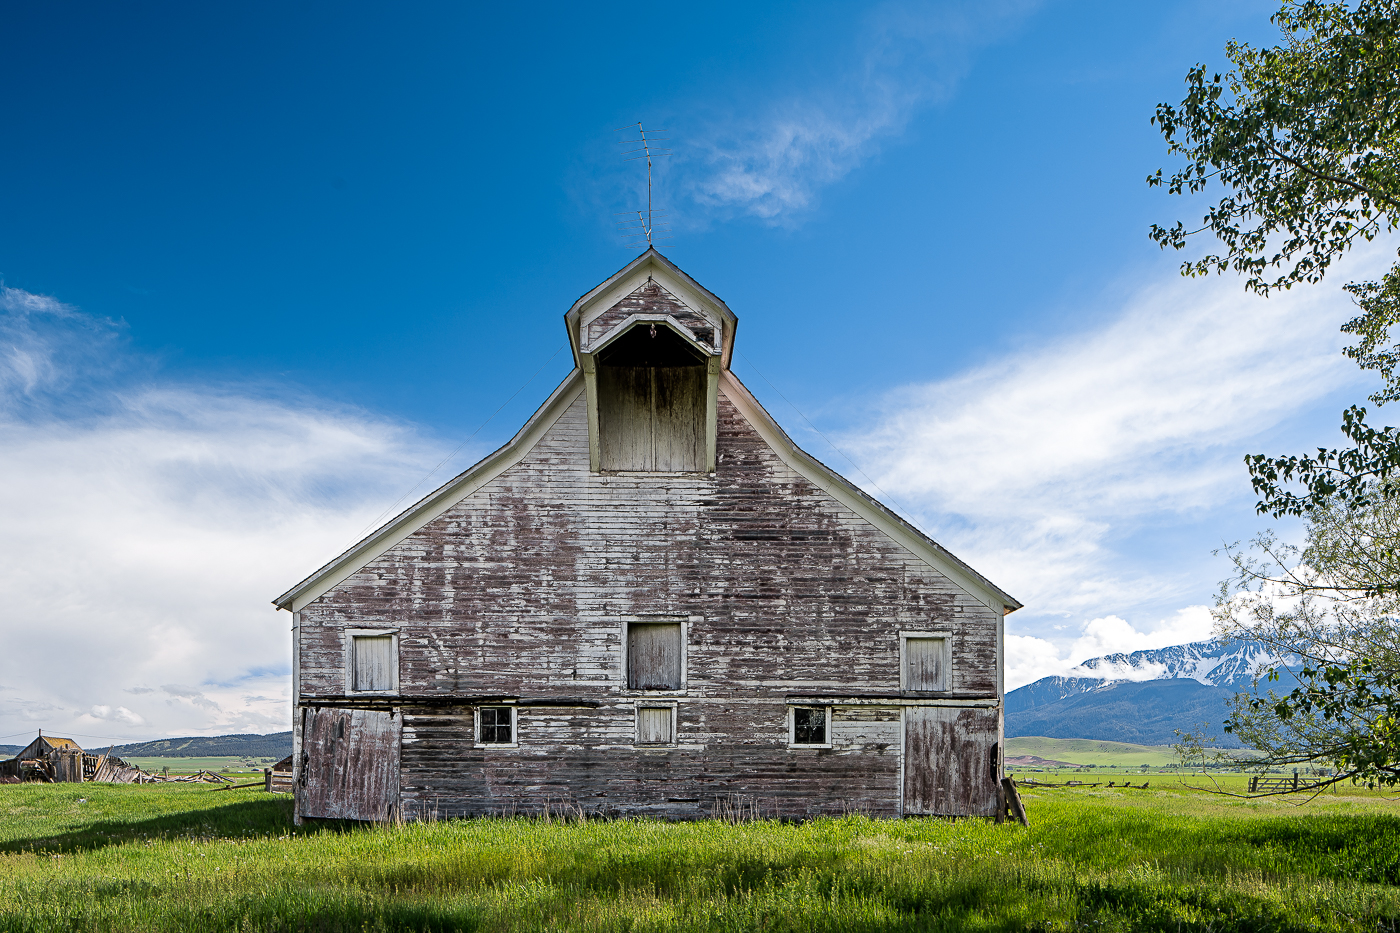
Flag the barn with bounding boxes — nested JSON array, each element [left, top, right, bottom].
[[275, 248, 1021, 823]]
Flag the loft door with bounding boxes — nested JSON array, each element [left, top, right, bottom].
[[299, 708, 400, 821], [902, 706, 1000, 817]]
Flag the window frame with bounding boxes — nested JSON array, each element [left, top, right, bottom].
[[633, 701, 678, 746], [899, 631, 953, 694], [473, 705, 519, 749], [344, 628, 399, 695], [620, 616, 690, 694], [787, 705, 833, 749]]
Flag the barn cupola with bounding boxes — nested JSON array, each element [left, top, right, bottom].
[[565, 248, 737, 474]]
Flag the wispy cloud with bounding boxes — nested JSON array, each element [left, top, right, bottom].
[[0, 287, 450, 740], [679, 0, 1039, 222], [838, 247, 1393, 687]]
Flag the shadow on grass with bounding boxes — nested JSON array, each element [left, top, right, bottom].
[[0, 794, 369, 855]]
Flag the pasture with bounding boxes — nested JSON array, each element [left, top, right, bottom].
[[0, 780, 1395, 932]]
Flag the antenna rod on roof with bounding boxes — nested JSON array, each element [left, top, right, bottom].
[[614, 122, 673, 250]]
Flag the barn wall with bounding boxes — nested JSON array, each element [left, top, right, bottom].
[[585, 281, 717, 350], [299, 388, 1000, 818]]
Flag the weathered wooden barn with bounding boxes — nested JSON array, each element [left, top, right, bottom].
[[0, 733, 144, 783], [275, 249, 1021, 823]]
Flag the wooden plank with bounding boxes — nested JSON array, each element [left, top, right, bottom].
[[628, 623, 681, 690], [299, 708, 400, 820], [598, 364, 653, 470], [651, 366, 704, 471], [353, 635, 394, 691], [903, 706, 999, 816], [636, 707, 673, 744], [905, 637, 947, 692]]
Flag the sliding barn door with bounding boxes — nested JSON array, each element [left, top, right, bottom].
[[902, 706, 1000, 817], [299, 708, 400, 821]]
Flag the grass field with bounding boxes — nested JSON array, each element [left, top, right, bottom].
[[1004, 736, 1265, 770], [1005, 736, 1179, 768], [0, 781, 1396, 932], [120, 756, 279, 775]]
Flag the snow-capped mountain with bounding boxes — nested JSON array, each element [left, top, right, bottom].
[[1071, 639, 1290, 688], [1005, 639, 1300, 747]]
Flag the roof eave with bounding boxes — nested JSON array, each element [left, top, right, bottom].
[[719, 370, 1022, 613], [273, 370, 586, 612]]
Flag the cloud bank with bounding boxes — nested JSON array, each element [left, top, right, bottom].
[[0, 287, 449, 742], [836, 249, 1393, 687]]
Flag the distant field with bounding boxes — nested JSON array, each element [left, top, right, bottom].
[[0, 778, 1395, 931], [1005, 735, 1263, 769], [121, 756, 278, 774]]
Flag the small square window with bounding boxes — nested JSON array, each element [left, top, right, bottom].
[[636, 706, 675, 745], [901, 633, 951, 693], [791, 707, 828, 746], [347, 630, 396, 693], [627, 622, 683, 690], [478, 706, 514, 744]]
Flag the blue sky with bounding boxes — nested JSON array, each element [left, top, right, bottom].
[[0, 0, 1381, 740]]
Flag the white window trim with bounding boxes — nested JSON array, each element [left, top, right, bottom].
[[787, 705, 833, 749], [344, 627, 399, 695], [619, 616, 692, 694], [473, 704, 519, 749], [899, 630, 953, 694], [633, 701, 678, 746]]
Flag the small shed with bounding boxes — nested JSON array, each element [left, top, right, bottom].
[[277, 249, 1021, 823], [1, 734, 85, 782]]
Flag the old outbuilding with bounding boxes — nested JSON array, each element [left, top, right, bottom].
[[0, 733, 144, 783], [275, 249, 1020, 823]]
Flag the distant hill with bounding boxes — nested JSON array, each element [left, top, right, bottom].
[[1005, 639, 1302, 747], [2, 732, 292, 759], [109, 732, 292, 758]]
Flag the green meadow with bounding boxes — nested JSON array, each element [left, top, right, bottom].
[[1003, 736, 1266, 770], [119, 757, 275, 776], [0, 780, 1396, 932]]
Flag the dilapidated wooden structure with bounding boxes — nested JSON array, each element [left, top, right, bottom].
[[275, 249, 1020, 823], [0, 733, 145, 783]]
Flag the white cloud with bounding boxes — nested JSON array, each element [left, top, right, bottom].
[[1004, 606, 1216, 689], [88, 705, 145, 725], [684, 0, 1039, 221], [844, 252, 1390, 629], [833, 242, 1400, 682], [0, 286, 454, 742]]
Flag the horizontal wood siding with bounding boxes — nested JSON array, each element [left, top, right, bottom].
[[586, 281, 717, 350], [301, 386, 999, 818], [399, 702, 900, 819]]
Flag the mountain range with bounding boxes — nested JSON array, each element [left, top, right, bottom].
[[1006, 639, 1298, 747], [0, 732, 292, 759]]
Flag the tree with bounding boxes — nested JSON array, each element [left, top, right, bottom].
[[1150, 0, 1400, 518], [1214, 489, 1400, 787], [1151, 0, 1400, 787]]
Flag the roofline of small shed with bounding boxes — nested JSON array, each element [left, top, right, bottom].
[[272, 368, 1020, 614]]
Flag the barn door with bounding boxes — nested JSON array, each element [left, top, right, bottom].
[[299, 708, 400, 821], [902, 706, 1000, 817]]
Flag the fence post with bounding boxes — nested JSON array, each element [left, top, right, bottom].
[[264, 768, 272, 792]]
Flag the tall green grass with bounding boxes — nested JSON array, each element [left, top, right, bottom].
[[0, 782, 1396, 931]]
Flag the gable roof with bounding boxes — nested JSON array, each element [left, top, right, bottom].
[[273, 369, 1021, 614], [565, 247, 738, 369], [11, 734, 81, 759]]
